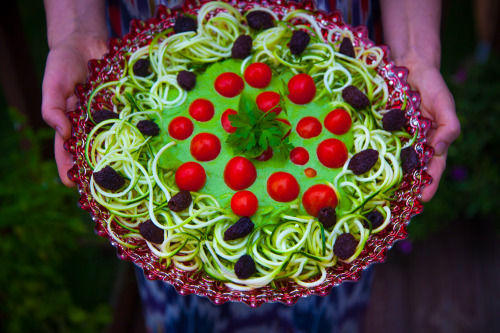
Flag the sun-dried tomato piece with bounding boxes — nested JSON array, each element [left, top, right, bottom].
[[317, 206, 336, 229], [138, 219, 164, 244], [232, 35, 253, 59], [333, 233, 357, 260], [342, 85, 370, 109], [93, 165, 125, 191], [234, 254, 256, 279], [224, 217, 254, 241], [348, 149, 379, 175], [168, 190, 193, 212]]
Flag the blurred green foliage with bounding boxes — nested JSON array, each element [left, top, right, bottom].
[[0, 109, 118, 333], [409, 57, 500, 239]]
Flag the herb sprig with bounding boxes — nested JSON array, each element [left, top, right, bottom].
[[226, 92, 293, 159]]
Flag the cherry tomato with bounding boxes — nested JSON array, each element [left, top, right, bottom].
[[189, 98, 214, 122], [254, 147, 273, 161], [290, 147, 309, 165], [190, 133, 221, 162], [175, 162, 206, 191], [214, 72, 244, 98], [267, 172, 300, 202], [304, 168, 317, 178], [224, 156, 257, 190], [296, 117, 322, 139], [287, 73, 316, 105], [256, 91, 282, 114], [244, 62, 272, 88], [168, 116, 194, 140], [231, 190, 259, 216], [317, 138, 348, 168], [221, 109, 238, 133], [324, 109, 352, 135], [302, 184, 338, 216], [276, 118, 292, 138]]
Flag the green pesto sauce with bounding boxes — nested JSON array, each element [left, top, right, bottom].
[[151, 59, 354, 222]]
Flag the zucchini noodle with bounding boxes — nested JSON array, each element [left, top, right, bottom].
[[85, 2, 409, 289]]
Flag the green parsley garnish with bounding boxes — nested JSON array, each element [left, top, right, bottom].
[[226, 92, 294, 159]]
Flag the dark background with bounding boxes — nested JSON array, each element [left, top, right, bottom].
[[1, 0, 499, 332]]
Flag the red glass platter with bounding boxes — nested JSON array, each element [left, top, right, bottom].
[[66, 0, 433, 307]]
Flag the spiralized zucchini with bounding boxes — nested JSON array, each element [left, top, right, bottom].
[[85, 3, 410, 289]]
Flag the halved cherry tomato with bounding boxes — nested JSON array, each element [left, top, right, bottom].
[[221, 109, 238, 133], [254, 147, 273, 161], [317, 138, 348, 168], [244, 62, 272, 88], [304, 168, 317, 178], [175, 162, 206, 191], [231, 190, 259, 216], [267, 172, 300, 202], [287, 73, 316, 105], [190, 133, 221, 161], [256, 91, 282, 114], [324, 109, 352, 135], [168, 116, 194, 140], [296, 117, 322, 139], [224, 156, 257, 190], [189, 98, 214, 122], [302, 184, 338, 216], [290, 147, 309, 165], [214, 72, 244, 98]]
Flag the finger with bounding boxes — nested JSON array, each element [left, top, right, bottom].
[[421, 152, 447, 202], [54, 132, 76, 187], [426, 92, 461, 156]]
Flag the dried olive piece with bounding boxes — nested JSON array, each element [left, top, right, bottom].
[[224, 217, 254, 241], [348, 149, 379, 175], [137, 120, 160, 136], [363, 210, 384, 229], [231, 34, 253, 59], [176, 70, 196, 91], [132, 59, 151, 77], [138, 219, 164, 244], [401, 146, 420, 173], [317, 206, 337, 229], [382, 109, 407, 131], [333, 233, 357, 260], [342, 85, 370, 109], [246, 11, 274, 30], [93, 165, 125, 191], [290, 30, 310, 55], [234, 254, 256, 279], [92, 109, 119, 124], [173, 16, 197, 34], [168, 190, 192, 212], [338, 37, 355, 58]]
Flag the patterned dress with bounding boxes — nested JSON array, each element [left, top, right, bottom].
[[105, 1, 381, 332]]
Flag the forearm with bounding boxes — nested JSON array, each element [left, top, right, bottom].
[[379, 0, 442, 69]]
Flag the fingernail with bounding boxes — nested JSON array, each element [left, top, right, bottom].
[[434, 142, 447, 156], [56, 126, 64, 138]]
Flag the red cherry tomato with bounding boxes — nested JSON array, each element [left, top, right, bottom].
[[224, 156, 257, 190], [256, 91, 282, 114], [296, 117, 322, 139], [244, 62, 272, 88], [231, 190, 259, 216], [221, 109, 238, 133], [302, 184, 338, 216], [324, 109, 352, 135], [168, 116, 194, 140], [317, 138, 348, 168], [287, 73, 316, 105], [189, 98, 214, 122], [214, 72, 244, 98], [190, 133, 221, 162], [175, 162, 206, 191], [276, 118, 292, 138], [267, 172, 300, 202], [304, 168, 317, 178], [290, 147, 309, 165], [255, 147, 273, 161]]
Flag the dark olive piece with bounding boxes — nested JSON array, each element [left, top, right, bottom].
[[176, 70, 197, 91], [289, 30, 310, 55], [348, 149, 379, 175], [382, 109, 407, 132], [342, 85, 370, 109], [173, 16, 197, 33], [231, 34, 253, 59], [92, 109, 119, 124], [317, 207, 337, 229], [246, 11, 274, 30], [234, 254, 256, 279], [401, 146, 420, 173], [137, 120, 160, 136], [363, 210, 384, 229], [333, 233, 357, 260], [93, 165, 125, 191], [168, 190, 192, 212], [339, 37, 355, 58], [132, 59, 151, 77], [138, 219, 164, 244], [224, 217, 254, 241]]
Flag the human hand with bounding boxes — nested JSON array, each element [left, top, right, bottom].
[[42, 36, 108, 186], [401, 59, 461, 202]]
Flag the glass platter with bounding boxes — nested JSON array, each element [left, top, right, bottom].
[[66, 0, 433, 307]]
